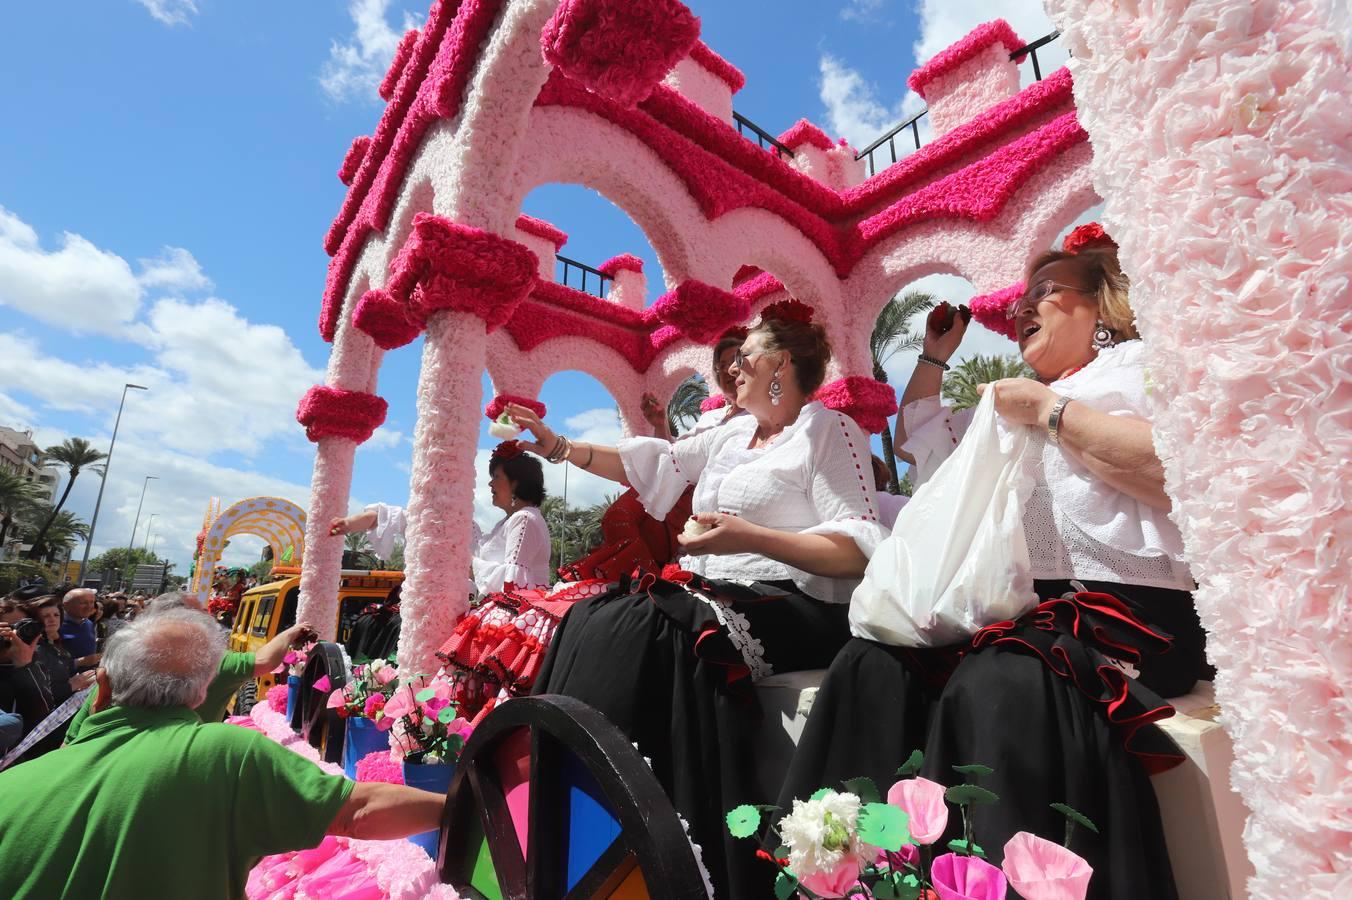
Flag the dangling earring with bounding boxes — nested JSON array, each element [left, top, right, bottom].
[[1091, 319, 1116, 353], [768, 366, 783, 406]]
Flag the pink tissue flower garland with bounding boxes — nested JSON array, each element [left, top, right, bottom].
[[296, 385, 389, 444], [651, 279, 752, 345], [484, 394, 546, 421], [814, 376, 900, 435], [379, 29, 420, 102], [540, 0, 703, 108], [908, 19, 1026, 97], [338, 135, 371, 187], [353, 288, 423, 350]]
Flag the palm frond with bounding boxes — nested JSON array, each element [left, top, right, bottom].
[[942, 354, 1037, 411], [667, 374, 710, 435]]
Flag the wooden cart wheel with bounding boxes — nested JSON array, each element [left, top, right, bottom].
[[438, 695, 709, 900], [291, 641, 348, 765]]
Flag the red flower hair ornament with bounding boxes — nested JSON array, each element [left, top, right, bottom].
[[758, 298, 815, 325], [490, 440, 525, 465], [1062, 222, 1117, 255]]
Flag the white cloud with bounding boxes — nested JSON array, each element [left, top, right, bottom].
[[363, 427, 404, 451], [0, 206, 143, 334], [319, 0, 420, 104], [911, 0, 1060, 68], [840, 0, 885, 23], [134, 0, 199, 27], [818, 54, 926, 150], [137, 246, 212, 292]]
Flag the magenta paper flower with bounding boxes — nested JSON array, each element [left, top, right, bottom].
[[887, 777, 949, 845], [876, 843, 919, 870], [1001, 832, 1092, 900], [931, 852, 1007, 900], [363, 694, 386, 718], [797, 854, 865, 898], [283, 651, 299, 666], [311, 675, 331, 693]]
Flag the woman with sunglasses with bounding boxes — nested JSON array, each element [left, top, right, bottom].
[[781, 226, 1203, 899], [504, 300, 887, 897]]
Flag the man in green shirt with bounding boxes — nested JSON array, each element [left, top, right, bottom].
[[65, 591, 309, 741], [0, 609, 443, 900]]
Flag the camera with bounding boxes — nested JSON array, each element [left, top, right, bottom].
[[0, 617, 43, 653]]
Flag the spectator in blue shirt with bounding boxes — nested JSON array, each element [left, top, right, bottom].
[[58, 589, 100, 669], [0, 710, 21, 757]]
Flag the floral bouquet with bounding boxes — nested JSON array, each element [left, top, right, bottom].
[[325, 658, 401, 719], [381, 673, 474, 764], [727, 751, 1095, 899], [279, 640, 317, 678]]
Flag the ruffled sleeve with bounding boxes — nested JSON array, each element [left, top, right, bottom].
[[363, 502, 407, 560], [899, 396, 974, 487], [473, 509, 551, 593], [801, 410, 891, 559], [620, 425, 724, 520]]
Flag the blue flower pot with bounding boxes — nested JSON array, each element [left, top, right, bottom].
[[402, 760, 456, 858], [342, 716, 390, 780], [285, 676, 301, 725]]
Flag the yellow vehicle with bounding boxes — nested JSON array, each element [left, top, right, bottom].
[[227, 566, 404, 711]]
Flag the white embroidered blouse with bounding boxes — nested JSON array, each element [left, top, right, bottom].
[[901, 340, 1194, 591], [619, 401, 889, 605], [364, 502, 552, 594]]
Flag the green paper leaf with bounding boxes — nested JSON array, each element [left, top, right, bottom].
[[951, 763, 994, 778], [446, 733, 465, 755], [895, 749, 924, 778], [809, 787, 833, 802], [842, 776, 881, 805], [1051, 802, 1100, 834], [947, 838, 987, 858], [945, 784, 999, 806], [726, 804, 761, 839], [857, 802, 909, 851], [774, 871, 797, 900], [414, 687, 435, 702], [437, 706, 457, 724]]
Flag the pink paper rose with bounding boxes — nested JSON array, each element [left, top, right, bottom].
[[311, 675, 331, 693], [1001, 832, 1092, 900], [381, 687, 416, 722], [797, 854, 865, 898], [931, 852, 1007, 900], [373, 663, 399, 685], [363, 694, 386, 718], [887, 776, 949, 845]]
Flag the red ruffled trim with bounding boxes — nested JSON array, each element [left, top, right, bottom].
[[972, 591, 1183, 774]]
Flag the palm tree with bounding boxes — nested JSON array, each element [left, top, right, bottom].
[[26, 437, 107, 560], [0, 470, 45, 552], [942, 354, 1037, 411], [25, 509, 89, 564], [870, 290, 935, 492], [667, 375, 710, 436], [344, 531, 372, 553]]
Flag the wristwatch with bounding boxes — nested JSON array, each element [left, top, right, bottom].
[[1046, 396, 1072, 445]]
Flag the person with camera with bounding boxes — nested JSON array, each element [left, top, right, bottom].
[[23, 595, 97, 706], [0, 615, 58, 763]]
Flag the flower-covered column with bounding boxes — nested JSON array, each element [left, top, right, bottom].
[[1045, 0, 1351, 892], [387, 214, 537, 671]]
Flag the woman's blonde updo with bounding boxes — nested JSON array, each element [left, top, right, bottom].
[[749, 302, 833, 395], [1027, 244, 1139, 341]]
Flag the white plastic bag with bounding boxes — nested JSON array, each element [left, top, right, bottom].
[[849, 392, 1037, 647]]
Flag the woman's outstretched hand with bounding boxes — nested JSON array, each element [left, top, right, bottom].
[[506, 403, 559, 457], [677, 512, 758, 557], [977, 378, 1058, 427]]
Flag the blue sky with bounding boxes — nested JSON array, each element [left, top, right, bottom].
[[0, 0, 1065, 574]]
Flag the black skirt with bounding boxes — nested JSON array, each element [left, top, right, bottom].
[[780, 580, 1206, 900], [534, 571, 850, 899]]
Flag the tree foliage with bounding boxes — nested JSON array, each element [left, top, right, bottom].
[[667, 374, 710, 436], [942, 354, 1037, 411], [0, 470, 46, 550], [871, 290, 935, 493], [88, 547, 171, 586], [26, 437, 107, 560]]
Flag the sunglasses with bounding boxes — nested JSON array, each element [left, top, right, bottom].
[[732, 348, 766, 370], [1006, 279, 1094, 320]]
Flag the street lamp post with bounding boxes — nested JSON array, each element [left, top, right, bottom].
[[127, 475, 158, 554], [142, 514, 158, 551], [77, 383, 147, 586]]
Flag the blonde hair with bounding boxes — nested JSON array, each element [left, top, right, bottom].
[[1027, 246, 1139, 341]]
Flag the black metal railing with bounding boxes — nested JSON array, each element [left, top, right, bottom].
[[556, 254, 610, 298], [855, 30, 1062, 177], [733, 111, 795, 158]]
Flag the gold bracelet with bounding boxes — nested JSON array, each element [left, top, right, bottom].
[[579, 443, 596, 470]]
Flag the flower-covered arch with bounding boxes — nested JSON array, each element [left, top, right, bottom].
[[189, 496, 307, 599]]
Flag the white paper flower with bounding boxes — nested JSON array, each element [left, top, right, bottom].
[[779, 790, 862, 876], [488, 413, 521, 440], [682, 516, 712, 539]]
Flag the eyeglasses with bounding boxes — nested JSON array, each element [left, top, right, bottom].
[[731, 348, 764, 370], [1006, 280, 1094, 319]]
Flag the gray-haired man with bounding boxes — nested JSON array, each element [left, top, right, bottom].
[[0, 609, 443, 899]]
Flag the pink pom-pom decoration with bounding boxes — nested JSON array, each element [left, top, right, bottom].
[[597, 253, 644, 277], [266, 683, 289, 714], [338, 135, 371, 187], [907, 19, 1024, 97], [968, 282, 1023, 340], [540, 0, 703, 108], [388, 213, 538, 332], [485, 394, 546, 420], [688, 41, 745, 91], [353, 288, 423, 350], [515, 214, 568, 250], [1061, 222, 1117, 255], [814, 376, 898, 435], [699, 395, 726, 413], [296, 385, 389, 444], [778, 119, 836, 152], [651, 279, 750, 345], [379, 29, 420, 102], [355, 750, 406, 785]]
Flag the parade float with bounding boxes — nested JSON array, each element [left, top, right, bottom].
[[243, 0, 1347, 897]]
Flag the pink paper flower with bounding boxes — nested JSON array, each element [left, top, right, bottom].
[[1001, 832, 1092, 900], [886, 776, 949, 845], [931, 853, 1007, 900], [363, 694, 386, 718], [876, 843, 920, 871], [326, 687, 348, 709], [312, 675, 331, 693], [796, 854, 865, 898], [372, 662, 399, 685], [283, 651, 299, 666], [381, 687, 416, 722]]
